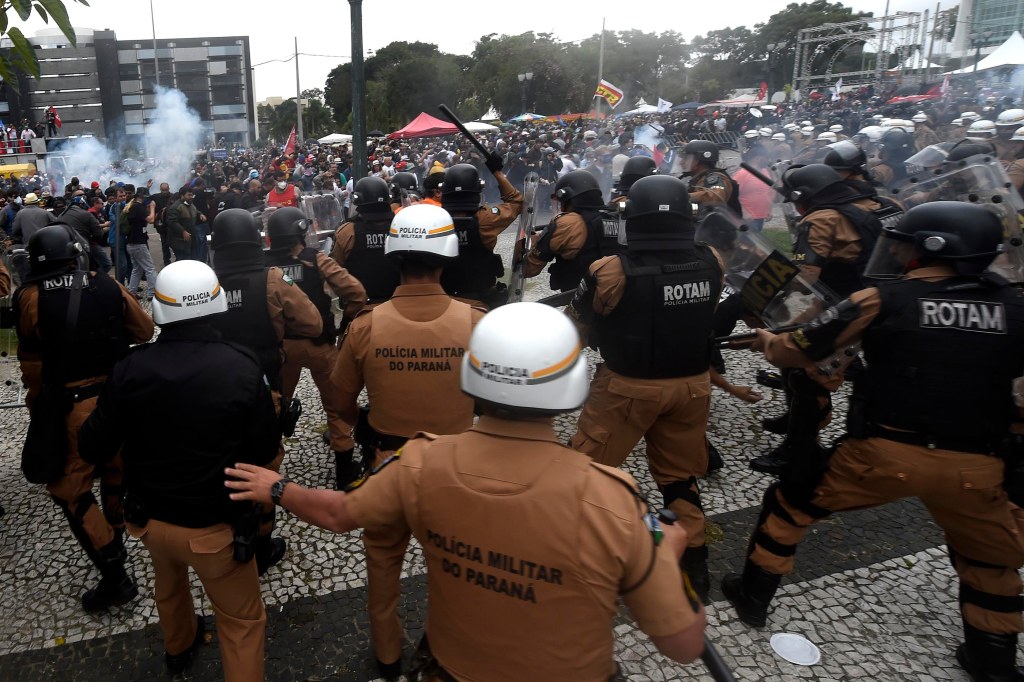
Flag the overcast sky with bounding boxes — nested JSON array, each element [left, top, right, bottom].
[[22, 0, 946, 101]]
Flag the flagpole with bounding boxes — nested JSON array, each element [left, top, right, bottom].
[[595, 17, 606, 119]]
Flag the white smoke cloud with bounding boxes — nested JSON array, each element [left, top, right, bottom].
[[60, 135, 117, 190]]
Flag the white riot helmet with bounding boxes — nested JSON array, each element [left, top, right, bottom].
[[997, 109, 1024, 130], [771, 132, 786, 141], [817, 131, 838, 143], [1012, 126, 1024, 142], [800, 125, 815, 135], [461, 302, 588, 412], [961, 111, 980, 124], [743, 129, 760, 139], [911, 112, 929, 123], [951, 118, 964, 127], [759, 127, 773, 137], [385, 203, 458, 261], [829, 124, 843, 133], [783, 123, 798, 131], [153, 260, 227, 326], [800, 120, 812, 127], [966, 119, 997, 140]]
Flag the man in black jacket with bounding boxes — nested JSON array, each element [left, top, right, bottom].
[[79, 260, 279, 679]]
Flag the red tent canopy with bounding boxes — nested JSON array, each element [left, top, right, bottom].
[[387, 112, 459, 140]]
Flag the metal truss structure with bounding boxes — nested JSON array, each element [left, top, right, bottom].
[[792, 11, 928, 93]]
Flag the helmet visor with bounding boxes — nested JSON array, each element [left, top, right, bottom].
[[864, 230, 918, 280]]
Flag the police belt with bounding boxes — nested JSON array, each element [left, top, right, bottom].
[[68, 382, 104, 403], [354, 407, 409, 452], [868, 424, 998, 455]]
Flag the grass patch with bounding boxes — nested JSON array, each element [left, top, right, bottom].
[[761, 227, 794, 257]]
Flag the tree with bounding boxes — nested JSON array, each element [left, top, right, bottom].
[[0, 0, 90, 86]]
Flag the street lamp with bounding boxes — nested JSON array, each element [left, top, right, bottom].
[[766, 42, 783, 103], [970, 30, 995, 74], [518, 72, 533, 115]]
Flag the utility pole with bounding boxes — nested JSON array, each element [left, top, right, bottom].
[[149, 0, 159, 88], [294, 37, 303, 143], [594, 18, 605, 119], [925, 3, 940, 83], [350, 0, 367, 182]]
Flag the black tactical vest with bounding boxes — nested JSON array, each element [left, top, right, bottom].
[[597, 246, 722, 378], [441, 214, 504, 296], [857, 277, 1024, 446], [797, 201, 883, 297], [266, 247, 335, 344], [692, 169, 743, 216], [548, 209, 626, 292], [16, 271, 129, 384], [347, 217, 400, 301], [209, 267, 281, 384]]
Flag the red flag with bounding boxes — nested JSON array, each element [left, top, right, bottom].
[[283, 126, 296, 156], [54, 112, 61, 129], [758, 81, 768, 102]]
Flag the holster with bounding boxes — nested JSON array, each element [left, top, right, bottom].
[[279, 396, 302, 438], [354, 406, 407, 452], [231, 502, 260, 564]]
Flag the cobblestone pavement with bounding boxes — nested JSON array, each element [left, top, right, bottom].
[[0, 216, 1008, 681]]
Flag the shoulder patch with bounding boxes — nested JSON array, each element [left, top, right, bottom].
[[704, 173, 723, 186], [281, 272, 295, 285]]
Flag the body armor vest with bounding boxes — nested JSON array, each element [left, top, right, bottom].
[[363, 299, 475, 438], [266, 247, 335, 344], [18, 271, 128, 383], [416, 437, 622, 680], [597, 246, 722, 378], [347, 217, 400, 301], [798, 201, 883, 297], [691, 169, 742, 216], [441, 214, 504, 296], [856, 277, 1024, 446], [209, 267, 281, 384], [547, 209, 626, 292]]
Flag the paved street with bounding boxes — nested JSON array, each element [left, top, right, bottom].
[[0, 218, 1002, 681]]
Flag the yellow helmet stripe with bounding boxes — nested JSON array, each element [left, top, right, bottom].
[[531, 344, 580, 380]]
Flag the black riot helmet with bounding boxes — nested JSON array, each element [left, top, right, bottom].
[[266, 207, 309, 252], [390, 171, 420, 204], [553, 170, 604, 209], [682, 140, 719, 170], [877, 128, 915, 162], [865, 201, 1003, 278], [615, 156, 658, 193], [780, 164, 844, 203], [441, 163, 484, 212], [822, 140, 868, 172], [623, 175, 694, 251], [945, 140, 997, 165], [27, 224, 83, 280], [211, 208, 262, 252], [352, 176, 391, 215]]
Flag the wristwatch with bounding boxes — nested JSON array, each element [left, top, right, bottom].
[[270, 477, 291, 506]]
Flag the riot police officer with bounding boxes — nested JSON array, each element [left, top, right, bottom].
[[995, 109, 1024, 163], [389, 171, 420, 212], [681, 140, 742, 216], [723, 202, 1024, 682], [567, 174, 723, 603], [227, 302, 707, 679], [210, 208, 323, 574], [440, 161, 523, 308], [524, 170, 625, 293], [265, 207, 367, 488], [610, 155, 658, 203], [329, 203, 483, 678], [15, 225, 154, 612], [870, 128, 915, 185], [330, 176, 400, 306], [79, 260, 278, 680]]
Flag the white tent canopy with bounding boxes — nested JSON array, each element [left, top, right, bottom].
[[945, 31, 1024, 75], [464, 121, 499, 132], [902, 50, 942, 70], [317, 132, 352, 144], [620, 104, 659, 116]]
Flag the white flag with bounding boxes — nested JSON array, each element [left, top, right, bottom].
[[657, 98, 673, 113], [832, 77, 843, 102]]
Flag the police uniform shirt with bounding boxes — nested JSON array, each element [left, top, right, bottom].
[[265, 267, 324, 341], [524, 211, 588, 277], [282, 250, 365, 319], [331, 282, 485, 438], [344, 416, 699, 681], [870, 162, 895, 187], [1007, 159, 1024, 193], [688, 169, 732, 206], [330, 220, 360, 266], [473, 173, 524, 250], [794, 197, 881, 286]]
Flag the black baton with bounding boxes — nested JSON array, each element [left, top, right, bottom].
[[740, 162, 787, 199], [437, 104, 492, 159], [715, 324, 802, 348]]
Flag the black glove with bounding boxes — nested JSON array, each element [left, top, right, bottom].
[[485, 152, 504, 175]]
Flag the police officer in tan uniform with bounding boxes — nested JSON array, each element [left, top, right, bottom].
[[524, 170, 625, 293], [15, 225, 154, 612], [329, 204, 483, 678], [870, 128, 915, 186], [995, 109, 1024, 164], [724, 202, 1024, 682], [330, 177, 400, 307], [227, 302, 707, 680], [440, 161, 523, 308], [567, 175, 723, 603], [1007, 127, 1024, 194], [211, 208, 323, 574], [681, 140, 742, 217], [79, 261, 277, 680], [264, 207, 366, 488]]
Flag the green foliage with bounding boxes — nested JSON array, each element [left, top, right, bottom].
[[0, 0, 89, 89]]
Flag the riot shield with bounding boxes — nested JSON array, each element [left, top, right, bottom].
[[696, 206, 841, 329], [506, 172, 539, 304], [889, 153, 1024, 282], [299, 192, 345, 249]]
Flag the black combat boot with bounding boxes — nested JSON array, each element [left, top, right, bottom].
[[165, 615, 206, 675], [761, 413, 790, 435], [376, 656, 403, 681], [705, 441, 724, 475], [334, 448, 362, 490], [680, 544, 710, 605], [82, 536, 138, 613], [255, 536, 287, 576], [721, 560, 782, 627], [749, 444, 793, 475], [957, 622, 1024, 681]]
